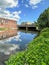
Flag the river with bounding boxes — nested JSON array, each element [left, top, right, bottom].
[[0, 30, 37, 65]]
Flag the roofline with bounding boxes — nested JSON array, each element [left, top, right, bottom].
[[0, 18, 17, 22]]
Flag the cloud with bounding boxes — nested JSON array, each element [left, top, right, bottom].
[[21, 0, 42, 9], [25, 4, 29, 7], [29, 0, 42, 9], [0, 43, 20, 55], [0, 10, 21, 21], [6, 0, 18, 7], [32, 5, 38, 9], [11, 11, 21, 21], [0, 32, 22, 55], [0, 0, 21, 21], [0, 0, 18, 9], [5, 33, 22, 42], [29, 0, 42, 5]]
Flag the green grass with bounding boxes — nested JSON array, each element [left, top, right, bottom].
[[0, 28, 12, 31], [6, 28, 49, 65], [0, 28, 6, 31]]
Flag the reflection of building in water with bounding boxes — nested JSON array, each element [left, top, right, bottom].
[[0, 18, 17, 39]]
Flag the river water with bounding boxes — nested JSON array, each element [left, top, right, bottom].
[[0, 31, 37, 65]]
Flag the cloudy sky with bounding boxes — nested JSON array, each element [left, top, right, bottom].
[[0, 0, 49, 24]]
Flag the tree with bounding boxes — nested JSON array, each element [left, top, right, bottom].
[[37, 7, 49, 30]]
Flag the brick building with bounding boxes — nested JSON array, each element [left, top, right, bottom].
[[0, 18, 17, 29], [0, 18, 17, 39]]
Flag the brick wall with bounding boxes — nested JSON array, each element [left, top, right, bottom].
[[0, 18, 17, 39], [0, 18, 17, 29]]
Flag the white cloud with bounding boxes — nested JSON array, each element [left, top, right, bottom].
[[18, 11, 22, 14], [29, 0, 42, 5], [32, 5, 38, 9], [12, 11, 21, 21], [0, 43, 20, 55], [0, 10, 21, 21], [0, 0, 18, 8], [5, 32, 22, 42], [0, 8, 1, 10], [0, 32, 22, 55], [0, 0, 21, 21], [21, 0, 42, 9], [6, 0, 18, 7], [29, 0, 42, 9], [25, 4, 29, 7]]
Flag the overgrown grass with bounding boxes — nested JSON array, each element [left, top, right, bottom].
[[6, 28, 49, 65], [0, 28, 12, 31], [0, 28, 6, 31]]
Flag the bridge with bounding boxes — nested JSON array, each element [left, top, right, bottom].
[[18, 24, 37, 31]]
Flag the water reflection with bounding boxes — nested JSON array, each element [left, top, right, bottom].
[[0, 31, 37, 55]]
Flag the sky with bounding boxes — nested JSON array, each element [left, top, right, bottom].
[[0, 0, 49, 24]]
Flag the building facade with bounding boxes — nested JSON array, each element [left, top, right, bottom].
[[0, 18, 17, 39], [0, 18, 17, 29]]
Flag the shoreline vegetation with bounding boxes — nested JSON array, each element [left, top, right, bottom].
[[5, 28, 49, 65], [5, 7, 49, 65]]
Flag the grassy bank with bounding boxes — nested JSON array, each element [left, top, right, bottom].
[[6, 28, 49, 65], [0, 28, 6, 31], [0, 28, 10, 31]]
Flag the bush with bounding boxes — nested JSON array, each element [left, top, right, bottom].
[[41, 28, 49, 33], [37, 8, 49, 30], [6, 28, 49, 65]]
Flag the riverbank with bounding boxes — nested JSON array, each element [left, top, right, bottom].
[[6, 28, 49, 65], [0, 31, 37, 65]]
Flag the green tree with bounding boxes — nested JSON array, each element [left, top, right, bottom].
[[37, 7, 49, 30]]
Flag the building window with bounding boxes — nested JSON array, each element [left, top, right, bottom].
[[0, 19, 2, 22], [5, 19, 8, 24]]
